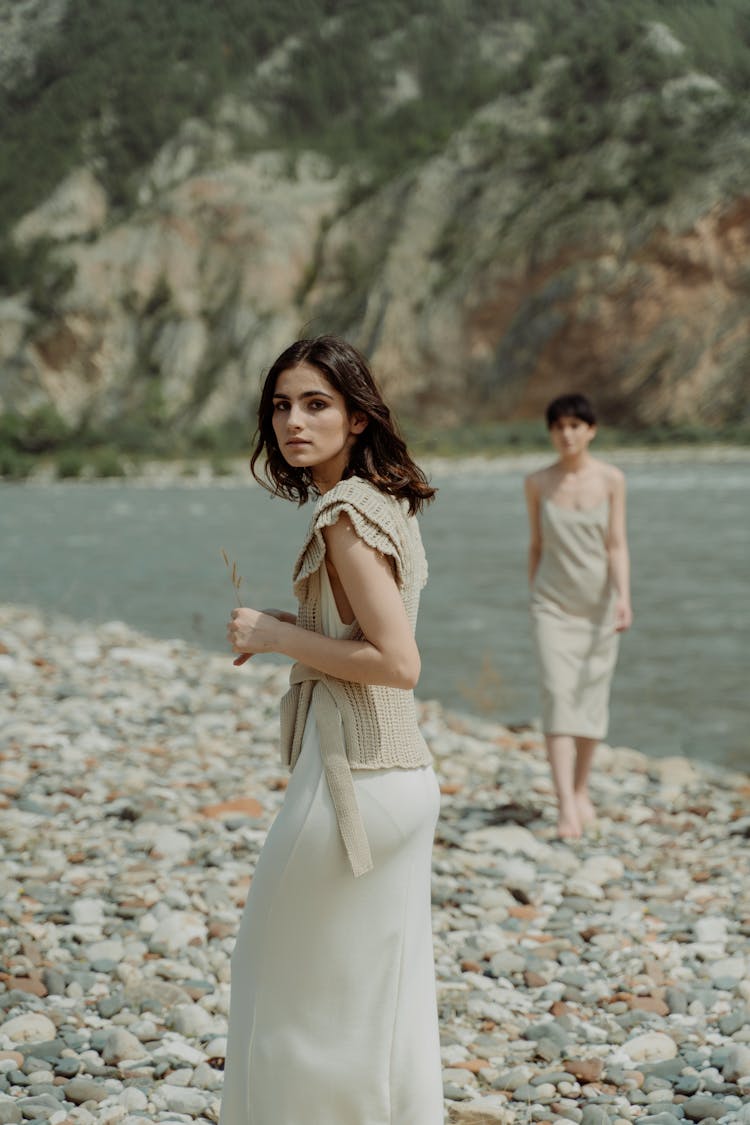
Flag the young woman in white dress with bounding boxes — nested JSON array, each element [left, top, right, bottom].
[[525, 394, 633, 839], [221, 335, 444, 1125]]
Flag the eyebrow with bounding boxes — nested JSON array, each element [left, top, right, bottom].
[[272, 389, 334, 400]]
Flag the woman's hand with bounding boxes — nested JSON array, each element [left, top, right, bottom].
[[227, 607, 295, 666], [614, 598, 633, 632]]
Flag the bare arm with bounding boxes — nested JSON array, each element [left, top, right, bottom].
[[607, 469, 633, 632], [227, 513, 420, 690], [524, 475, 543, 587]]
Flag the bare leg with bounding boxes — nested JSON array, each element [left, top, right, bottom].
[[545, 734, 581, 838], [573, 737, 598, 828]]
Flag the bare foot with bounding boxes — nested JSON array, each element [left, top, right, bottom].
[[575, 791, 597, 829], [557, 803, 582, 839]]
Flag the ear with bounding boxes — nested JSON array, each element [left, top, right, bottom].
[[350, 412, 368, 435]]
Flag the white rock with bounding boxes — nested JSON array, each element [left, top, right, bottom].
[[723, 1044, 750, 1082], [88, 939, 126, 962], [463, 825, 547, 859], [190, 1061, 224, 1092], [151, 1038, 206, 1066], [153, 1084, 209, 1115], [97, 1108, 127, 1125], [0, 1012, 57, 1043], [151, 827, 192, 860], [203, 1037, 227, 1059], [578, 855, 624, 885], [694, 915, 728, 944], [708, 956, 746, 982], [118, 1088, 149, 1112], [168, 1003, 214, 1038], [129, 1018, 159, 1042], [149, 911, 206, 953], [164, 1067, 193, 1087], [71, 897, 106, 926], [102, 1029, 148, 1064], [622, 1031, 677, 1063], [564, 876, 605, 900]]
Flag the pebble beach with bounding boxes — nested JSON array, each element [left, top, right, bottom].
[[1, 605, 749, 1125]]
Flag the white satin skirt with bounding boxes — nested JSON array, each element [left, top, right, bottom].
[[220, 711, 444, 1125]]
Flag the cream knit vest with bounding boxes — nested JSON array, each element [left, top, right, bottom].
[[278, 475, 432, 876]]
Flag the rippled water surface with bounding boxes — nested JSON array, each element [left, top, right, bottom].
[[2, 460, 748, 771]]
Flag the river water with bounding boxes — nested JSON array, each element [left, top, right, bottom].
[[2, 457, 747, 772]]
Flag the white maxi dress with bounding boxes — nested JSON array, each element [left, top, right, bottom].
[[220, 565, 444, 1125]]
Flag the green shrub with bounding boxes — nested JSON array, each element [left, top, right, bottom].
[[90, 447, 126, 478], [56, 450, 86, 479], [0, 447, 35, 480], [0, 405, 71, 453]]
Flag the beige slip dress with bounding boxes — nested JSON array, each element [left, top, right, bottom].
[[220, 564, 444, 1125], [530, 498, 618, 740]]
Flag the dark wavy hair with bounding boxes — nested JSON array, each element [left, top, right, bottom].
[[250, 335, 436, 515], [545, 393, 597, 428]]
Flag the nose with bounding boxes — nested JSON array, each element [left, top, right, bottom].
[[287, 403, 304, 429]]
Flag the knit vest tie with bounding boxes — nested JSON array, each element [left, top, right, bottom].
[[289, 662, 373, 878]]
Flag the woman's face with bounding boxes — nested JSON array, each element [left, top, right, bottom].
[[549, 414, 596, 458], [271, 362, 366, 488]]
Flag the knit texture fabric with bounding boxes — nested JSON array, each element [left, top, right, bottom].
[[278, 476, 432, 874]]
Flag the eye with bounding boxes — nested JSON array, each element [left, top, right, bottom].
[[273, 400, 289, 412], [308, 399, 328, 410]]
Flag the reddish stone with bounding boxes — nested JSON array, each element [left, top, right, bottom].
[[62, 786, 87, 798], [439, 783, 462, 795], [199, 797, 263, 819], [563, 1058, 604, 1083], [550, 1000, 572, 1017], [453, 1058, 491, 1074], [268, 777, 289, 791], [208, 921, 236, 940], [628, 995, 669, 1016], [9, 976, 47, 997], [0, 1051, 23, 1066], [524, 970, 547, 988], [508, 904, 539, 921]]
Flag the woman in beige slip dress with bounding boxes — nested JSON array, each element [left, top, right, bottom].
[[222, 336, 444, 1125], [525, 394, 633, 839]]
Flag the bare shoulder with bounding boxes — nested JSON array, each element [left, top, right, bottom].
[[525, 464, 555, 494], [593, 458, 625, 495]]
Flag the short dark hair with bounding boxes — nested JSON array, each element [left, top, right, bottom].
[[545, 393, 597, 428], [251, 335, 436, 515]]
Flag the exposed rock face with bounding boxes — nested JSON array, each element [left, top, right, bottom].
[[1, 80, 748, 433], [1, 152, 343, 430], [14, 169, 108, 246], [0, 0, 69, 91]]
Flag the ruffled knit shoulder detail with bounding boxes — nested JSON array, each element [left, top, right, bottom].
[[292, 476, 425, 599]]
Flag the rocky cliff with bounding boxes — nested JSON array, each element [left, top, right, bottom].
[[1, 14, 749, 440]]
